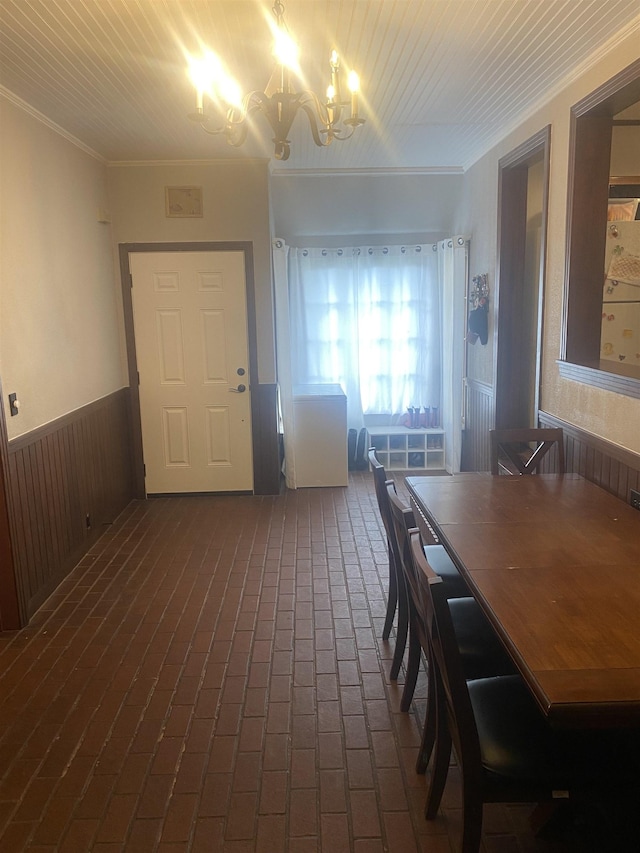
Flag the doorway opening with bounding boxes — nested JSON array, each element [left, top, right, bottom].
[[494, 127, 551, 429]]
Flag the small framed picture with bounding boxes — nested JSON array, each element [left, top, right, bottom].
[[165, 186, 203, 217]]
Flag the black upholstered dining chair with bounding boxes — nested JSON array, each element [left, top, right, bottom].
[[489, 427, 565, 475], [409, 528, 640, 853], [385, 481, 514, 763], [368, 446, 471, 682], [367, 447, 406, 679]]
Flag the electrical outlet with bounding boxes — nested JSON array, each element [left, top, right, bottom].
[[631, 489, 640, 511]]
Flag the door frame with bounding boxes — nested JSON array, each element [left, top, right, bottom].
[[0, 375, 22, 629], [494, 126, 551, 429], [119, 241, 260, 497]]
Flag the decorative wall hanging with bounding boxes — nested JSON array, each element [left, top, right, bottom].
[[165, 186, 203, 218], [467, 273, 489, 345]]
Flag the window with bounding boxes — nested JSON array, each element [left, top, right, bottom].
[[288, 244, 442, 427]]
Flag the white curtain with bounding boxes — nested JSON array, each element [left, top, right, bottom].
[[272, 239, 297, 488], [287, 244, 441, 430], [437, 237, 468, 474]]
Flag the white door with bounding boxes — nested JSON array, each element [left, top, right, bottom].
[[129, 250, 253, 494]]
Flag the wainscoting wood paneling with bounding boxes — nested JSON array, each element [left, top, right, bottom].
[[461, 379, 495, 472], [252, 382, 283, 496], [7, 389, 135, 623], [460, 386, 639, 502], [0, 377, 21, 631], [539, 411, 640, 502]]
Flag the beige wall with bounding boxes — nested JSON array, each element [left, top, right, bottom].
[[611, 124, 640, 174], [455, 31, 640, 453], [455, 151, 497, 385], [106, 160, 276, 383], [271, 172, 463, 247], [0, 98, 123, 439]]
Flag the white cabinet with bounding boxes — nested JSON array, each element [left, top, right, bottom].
[[367, 427, 445, 471], [292, 384, 348, 487]]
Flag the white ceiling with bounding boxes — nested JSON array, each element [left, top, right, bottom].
[[1, 0, 639, 174]]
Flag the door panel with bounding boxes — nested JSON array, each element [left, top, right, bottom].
[[206, 407, 232, 463], [162, 407, 190, 466], [156, 310, 185, 382], [129, 250, 253, 493]]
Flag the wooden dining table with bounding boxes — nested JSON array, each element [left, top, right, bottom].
[[406, 473, 640, 728]]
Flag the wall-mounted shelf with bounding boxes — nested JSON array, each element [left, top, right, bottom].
[[367, 427, 445, 471]]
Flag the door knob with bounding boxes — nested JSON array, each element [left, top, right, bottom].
[[229, 384, 246, 393]]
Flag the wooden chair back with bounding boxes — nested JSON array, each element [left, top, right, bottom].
[[386, 482, 421, 627], [409, 529, 562, 850], [409, 530, 483, 780], [368, 448, 406, 672], [387, 483, 436, 718], [387, 480, 427, 636], [368, 448, 394, 539], [489, 427, 565, 475]]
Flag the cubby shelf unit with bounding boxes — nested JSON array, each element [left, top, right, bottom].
[[367, 427, 445, 471]]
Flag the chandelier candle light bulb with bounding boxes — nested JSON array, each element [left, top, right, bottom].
[[330, 50, 339, 96], [348, 71, 359, 118], [186, 1, 365, 160], [326, 85, 336, 124]]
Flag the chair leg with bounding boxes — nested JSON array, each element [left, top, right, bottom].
[[424, 703, 451, 820], [382, 543, 397, 641], [415, 659, 437, 772], [389, 575, 409, 681], [460, 774, 484, 853], [400, 622, 421, 710]]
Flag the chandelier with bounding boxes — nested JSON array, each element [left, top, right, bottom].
[[187, 1, 365, 161]]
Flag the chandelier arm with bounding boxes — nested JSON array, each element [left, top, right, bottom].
[[297, 101, 333, 147], [225, 118, 250, 148], [223, 92, 266, 129], [191, 113, 250, 146], [327, 125, 357, 142], [297, 90, 331, 124], [297, 94, 359, 144], [198, 124, 227, 137], [188, 110, 228, 135]]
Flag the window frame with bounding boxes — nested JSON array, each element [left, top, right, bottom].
[[559, 58, 640, 399]]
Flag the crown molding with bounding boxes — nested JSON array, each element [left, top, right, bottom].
[[106, 157, 270, 168], [269, 166, 465, 178], [0, 86, 105, 163]]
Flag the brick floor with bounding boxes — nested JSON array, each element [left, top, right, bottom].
[[0, 473, 632, 850]]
